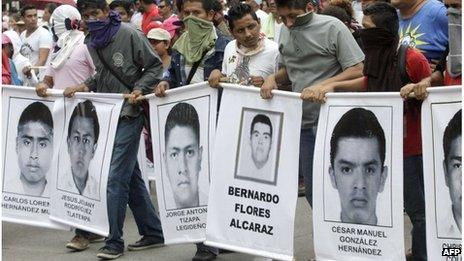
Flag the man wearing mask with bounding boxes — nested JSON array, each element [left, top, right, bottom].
[[304, 3, 431, 260], [154, 0, 231, 94], [65, 0, 165, 259], [154, 1, 231, 260], [261, 0, 364, 210]]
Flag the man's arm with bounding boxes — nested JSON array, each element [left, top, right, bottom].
[[260, 67, 290, 99], [35, 48, 50, 66], [132, 31, 163, 94], [301, 77, 364, 103], [300, 62, 364, 102]]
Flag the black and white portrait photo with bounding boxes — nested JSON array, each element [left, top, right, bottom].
[[58, 100, 103, 201], [433, 107, 462, 239], [158, 97, 211, 211], [324, 107, 393, 227], [3, 100, 54, 198], [235, 109, 282, 185]]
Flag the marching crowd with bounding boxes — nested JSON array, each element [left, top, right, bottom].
[[1, 0, 461, 260]]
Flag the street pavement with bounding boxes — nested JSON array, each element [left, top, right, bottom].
[[2, 187, 413, 261]]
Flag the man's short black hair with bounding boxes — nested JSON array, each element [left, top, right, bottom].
[[250, 114, 273, 137], [184, 0, 218, 12], [443, 109, 462, 164], [363, 2, 398, 36], [20, 5, 36, 17], [109, 0, 134, 15], [165, 102, 200, 144], [141, 0, 155, 4], [76, 0, 108, 13], [275, 0, 309, 10], [227, 3, 259, 31], [330, 108, 386, 166], [322, 5, 350, 24], [68, 100, 100, 144], [18, 102, 54, 135]]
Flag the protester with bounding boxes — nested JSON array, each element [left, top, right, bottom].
[[19, 5, 53, 80], [109, 0, 134, 23], [154, 0, 231, 260], [304, 3, 431, 260], [140, 0, 161, 34], [261, 0, 364, 208], [130, 0, 143, 29], [322, 5, 363, 49], [208, 3, 278, 88], [261, 0, 283, 42], [159, 0, 176, 22], [42, 3, 57, 31], [3, 31, 30, 85], [245, 0, 269, 22], [147, 28, 172, 72], [400, 0, 461, 99], [9, 13, 26, 35], [2, 35, 12, 84], [211, 0, 232, 37], [64, 0, 165, 259], [391, 0, 448, 69], [154, 0, 231, 93]]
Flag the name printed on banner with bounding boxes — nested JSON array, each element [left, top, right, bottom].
[[332, 225, 388, 256], [62, 195, 95, 222], [166, 207, 207, 231], [2, 195, 50, 214], [228, 186, 279, 236]]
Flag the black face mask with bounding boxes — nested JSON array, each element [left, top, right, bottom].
[[291, 11, 313, 28]]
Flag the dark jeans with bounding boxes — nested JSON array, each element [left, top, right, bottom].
[[105, 115, 163, 251], [404, 155, 427, 261], [299, 128, 317, 207]]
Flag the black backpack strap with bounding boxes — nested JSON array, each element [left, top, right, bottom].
[[398, 44, 412, 85]]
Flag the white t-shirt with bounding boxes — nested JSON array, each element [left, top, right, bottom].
[[256, 9, 269, 24], [19, 26, 53, 66], [222, 38, 278, 84]]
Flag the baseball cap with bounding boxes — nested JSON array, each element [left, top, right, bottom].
[[147, 28, 171, 41], [2, 34, 11, 45]]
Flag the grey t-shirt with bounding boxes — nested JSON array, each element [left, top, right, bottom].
[[279, 13, 365, 129]]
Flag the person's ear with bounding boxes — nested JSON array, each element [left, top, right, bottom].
[[378, 165, 388, 193], [207, 9, 215, 21], [329, 165, 337, 189], [306, 2, 315, 13], [443, 160, 451, 188]]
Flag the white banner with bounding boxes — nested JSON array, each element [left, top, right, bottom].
[[421, 86, 462, 260], [147, 82, 218, 244], [49, 92, 123, 236], [2, 86, 68, 230], [313, 93, 405, 260], [205, 84, 302, 261]]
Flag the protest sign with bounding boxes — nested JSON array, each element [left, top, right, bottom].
[[148, 82, 218, 244], [50, 92, 123, 236], [2, 86, 68, 230], [205, 84, 302, 261], [312, 93, 405, 260], [421, 86, 462, 260]]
